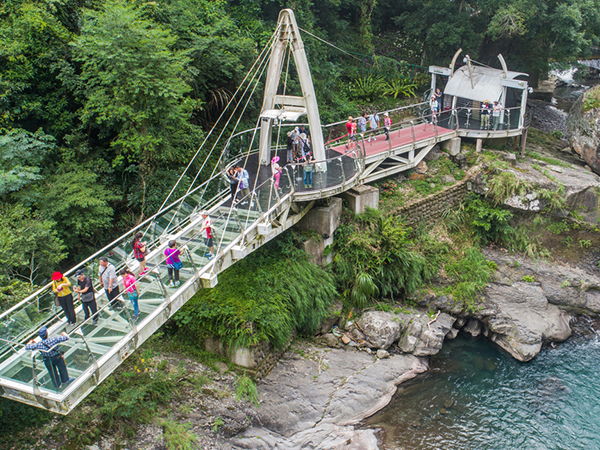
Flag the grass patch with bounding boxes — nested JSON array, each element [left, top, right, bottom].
[[526, 151, 571, 168]]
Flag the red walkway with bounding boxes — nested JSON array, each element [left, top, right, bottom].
[[329, 123, 453, 157]]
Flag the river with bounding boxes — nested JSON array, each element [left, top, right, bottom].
[[365, 320, 600, 450]]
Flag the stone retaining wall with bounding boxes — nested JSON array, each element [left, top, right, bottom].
[[396, 180, 469, 225]]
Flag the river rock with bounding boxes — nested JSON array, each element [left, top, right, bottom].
[[356, 311, 402, 349], [376, 349, 390, 359], [463, 319, 482, 337], [232, 342, 429, 449], [482, 282, 571, 361], [473, 149, 600, 223], [412, 313, 455, 357], [567, 85, 600, 175]]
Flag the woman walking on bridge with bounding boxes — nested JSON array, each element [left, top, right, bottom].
[[271, 156, 282, 190], [132, 232, 148, 275]]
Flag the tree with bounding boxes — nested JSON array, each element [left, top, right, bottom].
[[72, 0, 203, 220], [0, 203, 66, 286], [0, 128, 56, 197]]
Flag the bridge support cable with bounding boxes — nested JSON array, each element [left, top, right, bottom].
[[153, 23, 284, 218]]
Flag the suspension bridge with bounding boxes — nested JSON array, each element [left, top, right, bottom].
[[0, 9, 530, 414]]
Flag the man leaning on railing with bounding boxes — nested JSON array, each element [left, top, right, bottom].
[[25, 326, 74, 390]]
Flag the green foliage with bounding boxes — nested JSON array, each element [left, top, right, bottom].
[[90, 355, 176, 426], [522, 275, 535, 282], [546, 220, 571, 235], [334, 211, 435, 307], [445, 247, 491, 310], [235, 374, 260, 407], [579, 239, 592, 249], [552, 130, 564, 139], [161, 419, 197, 450], [384, 78, 417, 98], [0, 203, 66, 285], [465, 195, 514, 244], [526, 151, 570, 168], [0, 129, 56, 196], [174, 235, 337, 349], [0, 397, 53, 435], [485, 171, 532, 205], [35, 167, 119, 254], [583, 87, 600, 112], [348, 75, 387, 101]]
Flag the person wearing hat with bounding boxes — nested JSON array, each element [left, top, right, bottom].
[[25, 326, 74, 390], [199, 211, 215, 260], [73, 269, 98, 325], [480, 100, 491, 129], [51, 271, 76, 326], [271, 155, 282, 190], [383, 112, 392, 141]]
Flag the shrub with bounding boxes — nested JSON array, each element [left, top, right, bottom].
[[235, 374, 259, 407], [465, 195, 514, 244], [161, 419, 197, 450], [174, 234, 337, 349], [445, 247, 492, 310], [348, 75, 386, 101]]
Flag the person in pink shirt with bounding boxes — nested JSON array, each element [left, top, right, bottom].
[[384, 112, 392, 141], [119, 268, 139, 321], [164, 240, 182, 287]]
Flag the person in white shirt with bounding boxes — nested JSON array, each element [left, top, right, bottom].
[[199, 211, 215, 260]]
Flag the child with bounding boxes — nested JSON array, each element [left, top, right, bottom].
[[271, 156, 282, 190], [200, 211, 215, 260], [164, 240, 182, 287], [119, 268, 139, 321]]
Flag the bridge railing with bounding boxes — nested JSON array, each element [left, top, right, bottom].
[[0, 169, 234, 364], [0, 170, 297, 401]]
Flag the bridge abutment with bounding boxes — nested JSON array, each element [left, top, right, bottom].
[[442, 136, 462, 156], [296, 197, 343, 238], [339, 185, 380, 214]]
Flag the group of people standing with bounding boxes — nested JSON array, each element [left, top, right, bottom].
[[480, 99, 504, 130], [346, 110, 393, 143], [227, 165, 251, 205]]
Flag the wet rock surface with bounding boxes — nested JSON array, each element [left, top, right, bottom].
[[568, 85, 600, 174]]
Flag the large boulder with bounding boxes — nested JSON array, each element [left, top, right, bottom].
[[356, 311, 403, 349], [568, 85, 600, 174], [482, 282, 572, 362]]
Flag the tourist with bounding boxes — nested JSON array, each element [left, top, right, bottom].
[[298, 133, 311, 162], [271, 155, 282, 190], [358, 113, 367, 136], [384, 112, 392, 141], [346, 116, 355, 137], [291, 127, 300, 160], [119, 268, 139, 321], [73, 269, 98, 325], [430, 95, 439, 121], [434, 88, 442, 108], [200, 211, 215, 260], [492, 101, 503, 130], [234, 165, 250, 205], [368, 111, 380, 142], [25, 326, 74, 390], [51, 272, 76, 326], [299, 124, 310, 139], [98, 256, 122, 310], [227, 167, 238, 202], [131, 232, 148, 274], [286, 131, 294, 163], [481, 100, 491, 129], [303, 153, 314, 189], [164, 240, 182, 287]]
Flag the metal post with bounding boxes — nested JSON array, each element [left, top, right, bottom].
[[339, 158, 345, 184]]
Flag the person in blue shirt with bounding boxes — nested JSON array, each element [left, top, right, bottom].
[[234, 165, 251, 205], [25, 326, 74, 390]]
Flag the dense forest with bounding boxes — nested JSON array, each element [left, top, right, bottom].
[[2, 0, 600, 301]]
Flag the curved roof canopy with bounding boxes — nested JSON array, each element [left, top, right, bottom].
[[444, 65, 527, 103]]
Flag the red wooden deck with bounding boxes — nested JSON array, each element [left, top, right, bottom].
[[329, 123, 453, 157]]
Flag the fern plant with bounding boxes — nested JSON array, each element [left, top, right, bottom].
[[348, 75, 387, 101], [384, 78, 417, 98]]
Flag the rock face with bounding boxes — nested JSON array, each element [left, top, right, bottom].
[[472, 149, 600, 224], [231, 342, 428, 449], [415, 247, 600, 362], [568, 85, 600, 174], [356, 310, 455, 356]]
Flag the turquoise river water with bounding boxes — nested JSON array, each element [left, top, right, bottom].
[[366, 327, 600, 450]]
